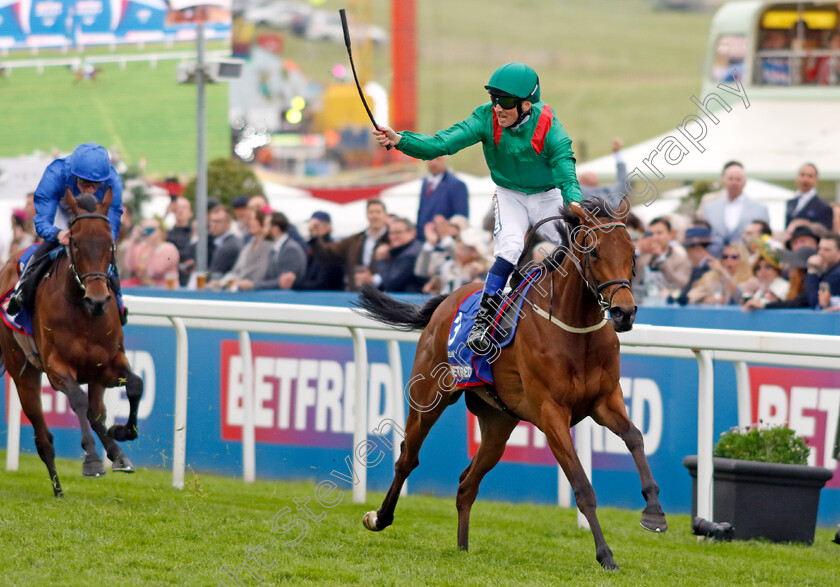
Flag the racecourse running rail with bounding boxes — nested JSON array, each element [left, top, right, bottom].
[[5, 296, 840, 526]]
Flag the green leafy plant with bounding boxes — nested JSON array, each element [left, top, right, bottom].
[[181, 157, 263, 208], [714, 423, 810, 465]]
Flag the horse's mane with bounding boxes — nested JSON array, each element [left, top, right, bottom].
[[74, 193, 98, 213], [546, 196, 623, 269]]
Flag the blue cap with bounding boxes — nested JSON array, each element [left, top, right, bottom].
[[682, 226, 712, 247], [310, 211, 331, 223], [232, 195, 250, 208], [70, 143, 111, 182]]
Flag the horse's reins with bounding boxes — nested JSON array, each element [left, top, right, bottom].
[[67, 213, 115, 293], [515, 215, 632, 331]]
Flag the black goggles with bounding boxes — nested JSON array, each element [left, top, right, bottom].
[[490, 94, 521, 110], [77, 178, 104, 190]]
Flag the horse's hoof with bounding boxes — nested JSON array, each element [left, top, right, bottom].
[[108, 424, 138, 442], [640, 512, 668, 533], [83, 459, 106, 478], [363, 511, 381, 532], [111, 454, 135, 473], [601, 559, 619, 571]]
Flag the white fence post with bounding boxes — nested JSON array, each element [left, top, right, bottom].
[[350, 327, 368, 504], [576, 419, 592, 530], [171, 317, 189, 490], [734, 361, 751, 429], [239, 331, 255, 483], [694, 350, 715, 522], [558, 467, 571, 508], [6, 378, 21, 471], [387, 339, 407, 496]]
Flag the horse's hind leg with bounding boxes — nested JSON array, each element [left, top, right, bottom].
[[593, 385, 667, 532], [540, 402, 618, 570], [16, 367, 64, 496], [87, 383, 133, 473], [107, 359, 142, 442], [47, 364, 105, 478], [456, 395, 518, 551], [363, 370, 449, 532]]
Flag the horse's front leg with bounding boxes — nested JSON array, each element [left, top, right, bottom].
[[539, 401, 618, 570], [363, 361, 449, 533], [593, 384, 667, 532], [46, 361, 105, 477], [87, 382, 134, 473], [106, 355, 143, 443]]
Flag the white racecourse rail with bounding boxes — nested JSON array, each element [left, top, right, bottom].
[[5, 296, 840, 525]]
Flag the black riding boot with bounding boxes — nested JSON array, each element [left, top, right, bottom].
[[108, 269, 128, 326], [7, 241, 59, 316], [466, 292, 501, 354]]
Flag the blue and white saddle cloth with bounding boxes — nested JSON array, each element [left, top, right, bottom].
[[1, 244, 40, 336], [446, 270, 541, 387]]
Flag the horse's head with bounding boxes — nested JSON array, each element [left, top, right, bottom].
[[64, 188, 114, 317], [565, 197, 637, 332]]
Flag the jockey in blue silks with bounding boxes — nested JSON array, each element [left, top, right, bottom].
[[7, 142, 126, 324]]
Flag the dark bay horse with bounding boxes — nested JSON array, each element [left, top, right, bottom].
[[354, 199, 667, 569], [0, 190, 143, 496]]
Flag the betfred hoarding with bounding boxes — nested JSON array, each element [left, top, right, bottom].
[[467, 376, 663, 469], [750, 366, 840, 487], [220, 340, 400, 449]]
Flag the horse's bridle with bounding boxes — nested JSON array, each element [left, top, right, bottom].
[[67, 213, 115, 293], [562, 220, 634, 314]]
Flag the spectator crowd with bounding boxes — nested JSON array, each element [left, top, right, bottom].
[[4, 151, 840, 314]]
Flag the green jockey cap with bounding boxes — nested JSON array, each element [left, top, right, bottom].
[[484, 63, 541, 102]]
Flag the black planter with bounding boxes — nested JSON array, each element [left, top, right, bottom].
[[683, 456, 833, 543]]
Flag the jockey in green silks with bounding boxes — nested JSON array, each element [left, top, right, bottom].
[[373, 63, 582, 353]]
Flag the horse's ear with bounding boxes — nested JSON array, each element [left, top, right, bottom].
[[609, 195, 632, 224], [569, 201, 585, 221], [65, 188, 80, 216], [98, 187, 113, 214]]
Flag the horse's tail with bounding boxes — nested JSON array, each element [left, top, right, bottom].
[[353, 285, 447, 331]]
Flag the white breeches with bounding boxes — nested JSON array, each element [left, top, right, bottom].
[[492, 186, 565, 265]]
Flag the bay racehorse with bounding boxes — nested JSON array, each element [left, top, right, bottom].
[[0, 190, 143, 496], [354, 198, 666, 569]]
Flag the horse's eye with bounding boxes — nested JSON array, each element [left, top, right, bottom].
[[591, 248, 600, 259]]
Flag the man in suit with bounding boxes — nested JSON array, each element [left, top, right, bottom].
[[702, 161, 770, 258], [310, 199, 390, 291], [207, 204, 242, 282], [236, 212, 306, 290], [292, 211, 344, 291], [416, 156, 469, 241], [355, 217, 425, 293], [805, 233, 840, 308], [785, 163, 833, 231]]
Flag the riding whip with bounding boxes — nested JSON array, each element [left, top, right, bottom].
[[339, 8, 391, 150]]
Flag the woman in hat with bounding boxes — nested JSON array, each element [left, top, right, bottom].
[[740, 240, 789, 306], [744, 245, 816, 310]]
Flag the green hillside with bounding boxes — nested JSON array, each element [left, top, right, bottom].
[[0, 60, 230, 176], [0, 0, 714, 177]]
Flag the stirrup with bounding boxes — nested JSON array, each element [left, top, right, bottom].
[[6, 291, 24, 316], [466, 323, 492, 353]]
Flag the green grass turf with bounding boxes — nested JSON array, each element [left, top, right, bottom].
[[0, 59, 230, 177], [2, 0, 713, 178], [1, 451, 837, 585]]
